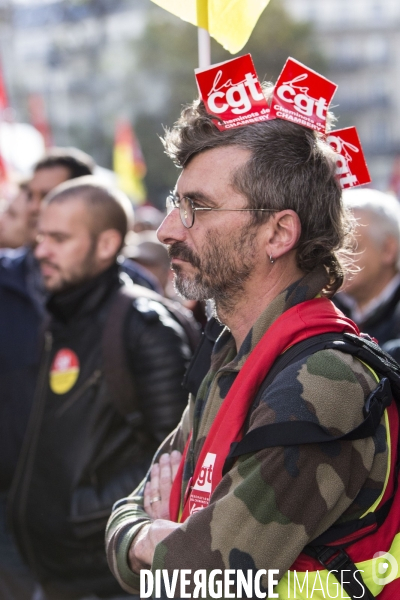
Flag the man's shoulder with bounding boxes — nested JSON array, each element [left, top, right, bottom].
[[114, 279, 200, 350], [119, 257, 162, 294], [113, 281, 182, 326], [0, 247, 31, 296], [0, 246, 29, 271], [106, 281, 193, 350], [255, 347, 377, 432]]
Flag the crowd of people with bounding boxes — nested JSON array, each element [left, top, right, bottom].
[[1, 93, 400, 600], [0, 149, 200, 600]]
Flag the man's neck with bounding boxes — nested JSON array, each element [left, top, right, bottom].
[[216, 259, 304, 349]]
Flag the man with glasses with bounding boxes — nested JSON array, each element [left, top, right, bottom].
[[106, 93, 388, 598]]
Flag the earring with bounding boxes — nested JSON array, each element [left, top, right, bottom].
[[270, 255, 275, 264]]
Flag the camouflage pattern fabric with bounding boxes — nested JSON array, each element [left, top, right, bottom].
[[106, 267, 387, 595]]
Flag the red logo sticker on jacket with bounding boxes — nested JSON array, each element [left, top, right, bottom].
[[326, 127, 371, 189], [189, 452, 217, 515], [195, 54, 270, 131], [269, 57, 337, 132], [50, 349, 80, 395]]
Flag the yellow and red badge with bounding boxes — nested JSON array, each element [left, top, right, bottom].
[[49, 348, 80, 394]]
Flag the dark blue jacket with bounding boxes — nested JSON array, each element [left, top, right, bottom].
[[0, 248, 45, 491]]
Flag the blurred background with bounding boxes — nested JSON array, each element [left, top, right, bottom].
[[0, 0, 399, 208]]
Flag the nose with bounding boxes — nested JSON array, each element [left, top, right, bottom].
[[34, 235, 50, 260], [157, 206, 187, 246], [28, 192, 43, 218]]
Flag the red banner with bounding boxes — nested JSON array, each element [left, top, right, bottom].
[[195, 54, 269, 131], [326, 127, 371, 189], [269, 57, 337, 133]]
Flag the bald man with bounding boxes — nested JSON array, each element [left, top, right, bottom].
[[7, 178, 192, 600]]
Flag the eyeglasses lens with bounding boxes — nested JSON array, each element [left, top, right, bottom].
[[166, 196, 175, 215], [180, 197, 193, 228]]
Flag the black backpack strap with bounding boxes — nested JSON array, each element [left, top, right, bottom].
[[307, 490, 395, 548], [182, 317, 225, 396], [223, 333, 393, 475], [102, 287, 139, 423], [303, 545, 376, 600], [102, 283, 201, 422], [227, 377, 391, 453]]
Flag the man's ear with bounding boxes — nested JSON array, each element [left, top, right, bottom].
[[381, 235, 399, 268], [96, 229, 123, 262], [265, 210, 301, 260]]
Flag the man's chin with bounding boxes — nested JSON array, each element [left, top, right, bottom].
[[173, 275, 209, 302], [44, 282, 62, 294], [43, 276, 69, 294]]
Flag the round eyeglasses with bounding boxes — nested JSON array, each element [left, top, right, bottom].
[[166, 194, 278, 229]]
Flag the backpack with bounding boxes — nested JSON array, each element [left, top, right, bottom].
[[102, 282, 201, 421], [223, 332, 400, 600]]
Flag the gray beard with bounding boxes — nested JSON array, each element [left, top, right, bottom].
[[172, 271, 212, 302], [172, 267, 249, 315], [169, 225, 258, 314]]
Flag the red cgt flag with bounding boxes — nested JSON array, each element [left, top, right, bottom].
[[326, 127, 371, 189]]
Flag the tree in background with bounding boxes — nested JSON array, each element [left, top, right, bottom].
[[133, 0, 325, 207]]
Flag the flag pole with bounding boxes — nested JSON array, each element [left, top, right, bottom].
[[197, 0, 210, 68], [198, 28, 210, 68]]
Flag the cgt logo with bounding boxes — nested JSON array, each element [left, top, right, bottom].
[[189, 452, 217, 515], [276, 73, 328, 119], [326, 134, 360, 188], [195, 54, 270, 130], [326, 127, 371, 189], [192, 452, 217, 493], [372, 551, 398, 586], [269, 57, 337, 132], [207, 70, 265, 115]]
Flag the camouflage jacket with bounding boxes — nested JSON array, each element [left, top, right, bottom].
[[106, 268, 387, 595]]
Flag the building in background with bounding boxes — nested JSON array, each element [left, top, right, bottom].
[[284, 0, 400, 191], [2, 0, 400, 196], [0, 0, 151, 169]]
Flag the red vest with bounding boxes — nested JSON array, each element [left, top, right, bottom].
[[170, 297, 400, 597]]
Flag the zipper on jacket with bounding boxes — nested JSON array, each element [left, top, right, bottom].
[[55, 369, 102, 417], [7, 331, 54, 574]]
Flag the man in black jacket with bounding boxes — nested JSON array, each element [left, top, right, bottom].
[[0, 147, 97, 600], [7, 177, 192, 600]]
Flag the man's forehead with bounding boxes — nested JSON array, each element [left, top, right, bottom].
[[177, 146, 251, 194], [41, 198, 90, 228], [29, 165, 71, 191]]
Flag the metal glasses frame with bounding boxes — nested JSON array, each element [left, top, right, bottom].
[[166, 194, 278, 229]]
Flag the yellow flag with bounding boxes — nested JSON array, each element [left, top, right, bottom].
[[113, 119, 147, 205], [150, 0, 271, 54]]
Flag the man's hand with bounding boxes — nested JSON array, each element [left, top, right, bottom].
[[129, 520, 181, 572], [128, 450, 182, 573], [144, 451, 182, 520]]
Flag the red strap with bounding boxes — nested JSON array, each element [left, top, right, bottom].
[[170, 298, 359, 522]]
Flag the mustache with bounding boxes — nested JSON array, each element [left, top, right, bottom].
[[38, 259, 60, 271], [168, 242, 201, 269]]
